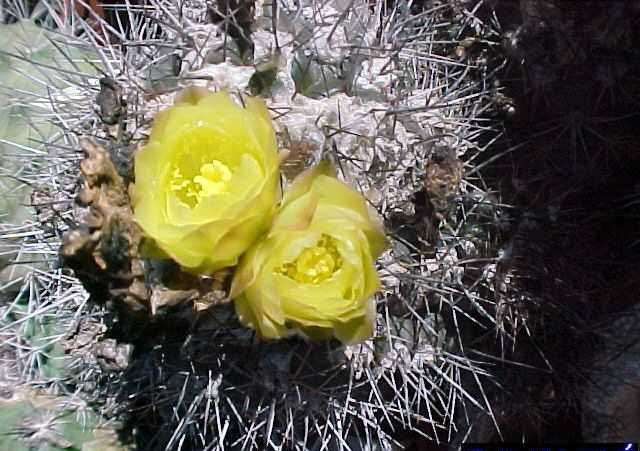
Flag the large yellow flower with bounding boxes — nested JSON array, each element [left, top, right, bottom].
[[231, 163, 388, 344], [131, 88, 280, 274]]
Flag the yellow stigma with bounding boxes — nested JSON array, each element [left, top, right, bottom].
[[278, 235, 342, 284], [170, 160, 232, 207], [194, 161, 232, 196]]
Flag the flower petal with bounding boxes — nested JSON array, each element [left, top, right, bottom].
[[334, 298, 376, 345]]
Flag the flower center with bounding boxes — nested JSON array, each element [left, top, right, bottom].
[[170, 160, 232, 207], [278, 235, 342, 284]]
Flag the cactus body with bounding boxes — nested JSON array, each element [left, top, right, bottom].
[[1, 1, 515, 449]]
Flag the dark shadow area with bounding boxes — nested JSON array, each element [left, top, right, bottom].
[[449, 0, 640, 444]]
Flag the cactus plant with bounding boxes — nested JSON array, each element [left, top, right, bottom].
[[0, 0, 523, 449], [0, 386, 130, 451]]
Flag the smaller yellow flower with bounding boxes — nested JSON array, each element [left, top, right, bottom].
[[231, 162, 388, 344], [131, 88, 280, 274]]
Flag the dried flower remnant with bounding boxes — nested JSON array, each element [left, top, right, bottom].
[[424, 146, 464, 219], [60, 139, 148, 312], [59, 139, 230, 316], [231, 162, 388, 344], [422, 146, 464, 242], [131, 88, 281, 274], [96, 77, 124, 126]]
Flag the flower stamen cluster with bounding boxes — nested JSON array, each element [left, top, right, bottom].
[[169, 159, 234, 207], [276, 234, 343, 284]]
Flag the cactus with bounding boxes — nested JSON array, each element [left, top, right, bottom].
[[0, 386, 130, 451], [0, 10, 131, 451], [0, 0, 523, 449]]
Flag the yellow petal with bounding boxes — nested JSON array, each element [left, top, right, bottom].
[[244, 275, 287, 331], [279, 161, 335, 210], [205, 214, 266, 271], [133, 179, 198, 243], [233, 294, 258, 329], [174, 86, 212, 105], [231, 243, 264, 299], [280, 164, 388, 258], [133, 142, 167, 195], [147, 110, 173, 145], [157, 229, 217, 269], [269, 192, 318, 236], [235, 293, 289, 340], [243, 95, 271, 123], [196, 92, 278, 169], [197, 90, 239, 111], [333, 298, 376, 344], [275, 266, 362, 323], [310, 176, 388, 257], [244, 96, 279, 168], [270, 231, 321, 265]]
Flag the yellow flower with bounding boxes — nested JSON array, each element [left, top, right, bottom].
[[131, 88, 280, 274], [231, 162, 388, 344]]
